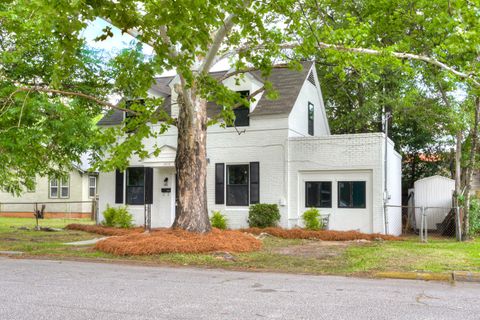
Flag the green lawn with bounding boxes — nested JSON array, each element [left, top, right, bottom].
[[1, 217, 479, 276]]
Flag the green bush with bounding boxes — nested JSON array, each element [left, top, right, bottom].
[[469, 198, 480, 236], [210, 210, 228, 230], [302, 208, 323, 230], [248, 203, 281, 228], [102, 205, 133, 228]]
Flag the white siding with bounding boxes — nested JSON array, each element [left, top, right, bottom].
[[0, 170, 93, 214], [287, 66, 330, 137], [386, 141, 402, 235]]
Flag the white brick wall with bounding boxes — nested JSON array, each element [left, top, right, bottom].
[[287, 133, 401, 234]]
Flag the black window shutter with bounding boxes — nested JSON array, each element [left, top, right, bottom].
[[144, 167, 154, 204], [250, 162, 260, 204], [215, 163, 225, 204], [115, 170, 124, 204]]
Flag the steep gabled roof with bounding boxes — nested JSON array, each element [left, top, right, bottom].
[[97, 61, 314, 125]]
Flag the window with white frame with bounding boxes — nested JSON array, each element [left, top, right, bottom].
[[88, 176, 97, 198], [49, 177, 69, 199]]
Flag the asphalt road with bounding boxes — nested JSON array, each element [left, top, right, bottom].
[[1, 257, 479, 320]]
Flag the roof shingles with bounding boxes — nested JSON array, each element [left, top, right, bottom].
[[97, 61, 313, 125]]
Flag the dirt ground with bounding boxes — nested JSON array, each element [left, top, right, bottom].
[[271, 240, 370, 259]]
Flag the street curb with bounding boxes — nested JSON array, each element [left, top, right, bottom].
[[375, 271, 480, 283], [452, 271, 480, 282]]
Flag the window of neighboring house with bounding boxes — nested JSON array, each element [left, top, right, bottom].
[[227, 91, 250, 127], [308, 102, 314, 136], [49, 177, 69, 198], [338, 181, 366, 208], [49, 179, 58, 198], [226, 164, 249, 206], [126, 167, 145, 205], [88, 176, 97, 198], [305, 181, 332, 208]]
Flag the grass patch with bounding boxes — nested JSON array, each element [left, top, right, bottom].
[[1, 218, 479, 276]]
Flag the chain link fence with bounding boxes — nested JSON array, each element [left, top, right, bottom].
[[0, 201, 97, 221], [388, 204, 459, 241]]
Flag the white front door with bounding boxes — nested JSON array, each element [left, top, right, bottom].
[[151, 167, 176, 228]]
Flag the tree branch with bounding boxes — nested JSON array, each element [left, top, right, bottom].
[[14, 87, 134, 113], [278, 41, 480, 87], [199, 13, 236, 73]]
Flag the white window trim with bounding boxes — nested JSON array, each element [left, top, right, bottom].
[[88, 176, 97, 198], [49, 177, 70, 199], [49, 179, 59, 198], [60, 177, 70, 199]]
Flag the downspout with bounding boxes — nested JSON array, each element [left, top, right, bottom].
[[383, 111, 392, 235]]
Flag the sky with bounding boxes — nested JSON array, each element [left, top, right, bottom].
[[81, 18, 230, 75]]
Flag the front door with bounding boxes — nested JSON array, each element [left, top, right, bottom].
[[151, 167, 176, 228]]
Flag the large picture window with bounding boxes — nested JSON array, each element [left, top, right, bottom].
[[338, 181, 366, 208], [126, 167, 145, 205], [226, 164, 249, 206], [305, 181, 332, 208]]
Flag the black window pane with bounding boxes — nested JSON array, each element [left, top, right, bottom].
[[127, 186, 145, 205], [233, 107, 250, 127], [228, 165, 249, 185], [352, 181, 366, 208], [338, 181, 366, 208], [126, 168, 145, 205], [227, 165, 249, 206], [127, 168, 144, 186], [226, 185, 249, 206], [306, 182, 332, 208], [227, 91, 250, 127], [308, 102, 314, 135]]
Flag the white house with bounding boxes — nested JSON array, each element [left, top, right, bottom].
[[0, 158, 98, 219], [97, 61, 402, 235]]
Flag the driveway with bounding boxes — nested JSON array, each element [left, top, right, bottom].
[[0, 257, 479, 320]]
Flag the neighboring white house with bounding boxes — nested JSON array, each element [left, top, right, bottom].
[[0, 159, 98, 218], [97, 61, 402, 235]]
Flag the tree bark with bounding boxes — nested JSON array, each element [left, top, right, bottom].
[[462, 97, 480, 238], [172, 85, 212, 233], [455, 131, 462, 241]]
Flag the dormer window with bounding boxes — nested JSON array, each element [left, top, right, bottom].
[[228, 91, 250, 127], [124, 99, 145, 132]]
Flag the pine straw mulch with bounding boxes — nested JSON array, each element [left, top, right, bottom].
[[241, 227, 402, 241], [94, 228, 262, 256], [65, 224, 144, 236]]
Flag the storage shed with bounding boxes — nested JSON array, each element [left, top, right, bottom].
[[413, 175, 455, 230]]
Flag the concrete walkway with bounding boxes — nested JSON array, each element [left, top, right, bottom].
[[63, 237, 108, 246], [0, 257, 479, 320]]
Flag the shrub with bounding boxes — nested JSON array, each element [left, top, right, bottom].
[[302, 208, 323, 230], [102, 205, 133, 228], [469, 197, 480, 236], [210, 210, 228, 230], [248, 203, 281, 228]]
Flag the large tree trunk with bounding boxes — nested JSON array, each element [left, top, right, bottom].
[[462, 97, 480, 238], [172, 85, 212, 233]]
